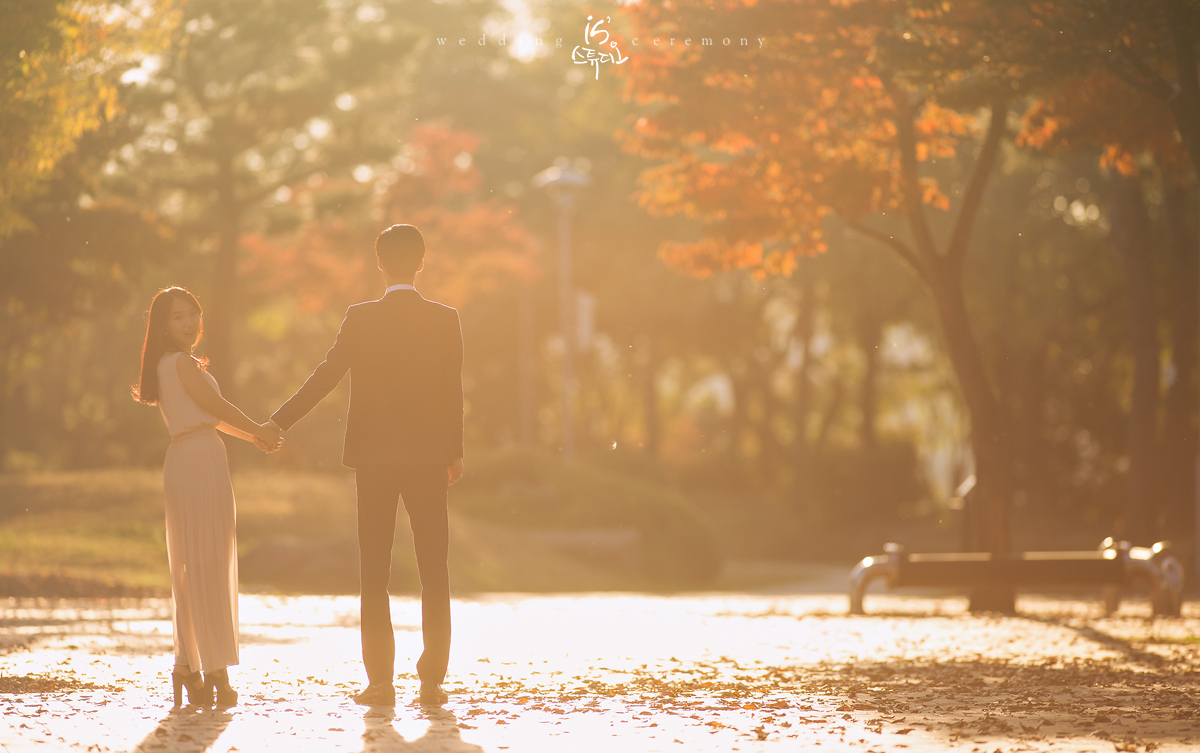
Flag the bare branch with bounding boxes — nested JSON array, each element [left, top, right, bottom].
[[883, 77, 940, 263], [844, 217, 929, 285], [1107, 48, 1176, 101], [945, 98, 1008, 280]]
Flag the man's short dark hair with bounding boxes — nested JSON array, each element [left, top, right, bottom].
[[376, 224, 426, 277]]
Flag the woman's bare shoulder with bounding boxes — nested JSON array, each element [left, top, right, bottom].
[[173, 352, 202, 373], [158, 350, 185, 371]]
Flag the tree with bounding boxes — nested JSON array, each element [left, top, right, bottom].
[[619, 0, 1024, 608], [985, 1, 1200, 173], [241, 123, 540, 311], [0, 0, 176, 237], [101, 0, 442, 389], [996, 1, 1199, 546], [0, 1, 179, 469]]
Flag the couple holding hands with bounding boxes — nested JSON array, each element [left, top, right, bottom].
[[133, 225, 464, 709]]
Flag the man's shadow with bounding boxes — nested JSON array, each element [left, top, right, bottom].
[[361, 706, 484, 753], [131, 708, 233, 753]]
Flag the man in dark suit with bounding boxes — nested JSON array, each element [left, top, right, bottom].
[[268, 224, 464, 707]]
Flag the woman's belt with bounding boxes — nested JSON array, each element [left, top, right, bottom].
[[170, 425, 219, 443]]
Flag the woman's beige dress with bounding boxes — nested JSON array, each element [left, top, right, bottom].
[[157, 351, 239, 672]]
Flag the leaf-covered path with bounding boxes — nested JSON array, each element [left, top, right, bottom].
[[1, 593, 1198, 752]]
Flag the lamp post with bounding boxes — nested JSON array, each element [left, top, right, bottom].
[[518, 283, 535, 448], [533, 163, 591, 460]]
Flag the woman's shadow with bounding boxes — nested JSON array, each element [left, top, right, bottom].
[[361, 707, 484, 753], [131, 708, 233, 753]]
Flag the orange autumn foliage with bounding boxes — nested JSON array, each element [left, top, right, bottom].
[[616, 0, 994, 278], [242, 124, 539, 312], [991, 0, 1193, 177], [1016, 75, 1187, 177]]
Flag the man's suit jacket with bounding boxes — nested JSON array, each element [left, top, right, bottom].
[[271, 289, 464, 468]]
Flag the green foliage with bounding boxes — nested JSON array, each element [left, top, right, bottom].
[[452, 449, 720, 587], [801, 442, 928, 530]]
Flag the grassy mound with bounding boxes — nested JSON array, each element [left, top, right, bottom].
[[451, 450, 721, 588], [0, 460, 720, 595]]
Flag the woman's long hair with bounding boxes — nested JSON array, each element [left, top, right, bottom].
[[132, 287, 206, 406]]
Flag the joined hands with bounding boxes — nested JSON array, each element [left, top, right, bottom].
[[255, 420, 284, 453]]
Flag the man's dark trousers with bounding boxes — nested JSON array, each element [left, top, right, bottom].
[[356, 463, 450, 687]]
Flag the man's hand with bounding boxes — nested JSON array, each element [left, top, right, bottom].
[[254, 436, 283, 453], [255, 420, 284, 453], [447, 458, 463, 486]]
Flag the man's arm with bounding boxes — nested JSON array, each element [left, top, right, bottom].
[[271, 308, 355, 431], [447, 309, 464, 483]]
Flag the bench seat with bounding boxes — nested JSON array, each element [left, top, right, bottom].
[[849, 540, 1183, 617]]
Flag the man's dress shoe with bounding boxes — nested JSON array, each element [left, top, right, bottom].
[[353, 683, 396, 706], [419, 682, 448, 706]]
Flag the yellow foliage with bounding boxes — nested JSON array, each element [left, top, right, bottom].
[[0, 1, 179, 238]]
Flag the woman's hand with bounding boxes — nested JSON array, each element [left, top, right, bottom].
[[254, 422, 283, 452], [253, 436, 283, 453]]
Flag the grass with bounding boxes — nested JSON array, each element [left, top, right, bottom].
[[0, 470, 169, 590], [1143, 635, 1200, 645], [0, 460, 725, 595], [0, 469, 367, 592], [451, 449, 721, 586]]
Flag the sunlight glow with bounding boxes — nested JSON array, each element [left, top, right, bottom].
[[494, 0, 555, 63], [119, 55, 162, 85]]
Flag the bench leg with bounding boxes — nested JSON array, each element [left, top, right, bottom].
[[1124, 556, 1168, 617], [848, 556, 896, 615], [1103, 585, 1120, 617], [1156, 553, 1184, 618]]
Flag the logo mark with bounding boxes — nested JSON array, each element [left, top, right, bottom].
[[572, 16, 628, 79]]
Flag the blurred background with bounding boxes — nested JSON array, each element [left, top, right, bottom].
[[1, 0, 1197, 597]]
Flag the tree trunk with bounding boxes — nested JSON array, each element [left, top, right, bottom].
[[925, 267, 1015, 612], [814, 377, 846, 454], [792, 275, 816, 505], [857, 313, 882, 449], [1155, 0, 1199, 568], [204, 153, 241, 395], [729, 369, 751, 470], [639, 335, 660, 457], [756, 362, 790, 480], [899, 97, 1015, 565], [1110, 174, 1162, 545], [1167, 2, 1200, 174], [1163, 182, 1198, 543], [518, 286, 535, 447], [858, 96, 1016, 610], [927, 268, 1013, 543]]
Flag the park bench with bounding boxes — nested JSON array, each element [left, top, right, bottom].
[[849, 538, 1184, 617]]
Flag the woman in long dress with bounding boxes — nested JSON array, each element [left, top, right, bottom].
[[133, 287, 282, 707]]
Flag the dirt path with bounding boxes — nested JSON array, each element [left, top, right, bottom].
[[1, 593, 1198, 752]]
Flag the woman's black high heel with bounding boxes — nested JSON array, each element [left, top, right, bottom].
[[172, 666, 213, 708], [205, 667, 238, 707]]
